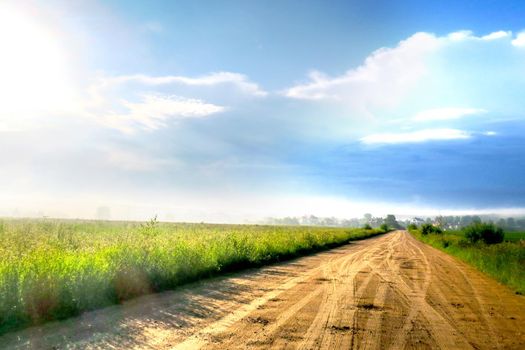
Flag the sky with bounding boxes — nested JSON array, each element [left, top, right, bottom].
[[1, 0, 525, 222]]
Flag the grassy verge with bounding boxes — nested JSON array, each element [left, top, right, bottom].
[[0, 218, 385, 335], [409, 228, 525, 295]]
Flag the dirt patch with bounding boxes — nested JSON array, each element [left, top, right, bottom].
[[451, 302, 465, 309], [245, 316, 270, 326], [329, 325, 359, 334], [315, 277, 331, 282], [358, 303, 382, 311]]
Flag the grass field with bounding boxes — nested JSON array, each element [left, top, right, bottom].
[[410, 227, 525, 295], [0, 218, 384, 335], [504, 231, 525, 242]]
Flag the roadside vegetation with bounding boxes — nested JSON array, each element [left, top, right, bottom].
[[409, 223, 525, 295], [0, 218, 386, 335]]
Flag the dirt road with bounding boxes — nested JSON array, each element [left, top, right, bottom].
[[2, 231, 524, 349]]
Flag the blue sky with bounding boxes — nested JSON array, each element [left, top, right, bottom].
[[1, 0, 525, 221]]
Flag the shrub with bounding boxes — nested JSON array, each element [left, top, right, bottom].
[[421, 223, 442, 235], [407, 223, 418, 231], [458, 238, 470, 248], [363, 223, 372, 230], [380, 223, 389, 232], [463, 222, 504, 244]]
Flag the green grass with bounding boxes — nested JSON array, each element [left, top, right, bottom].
[[504, 231, 525, 242], [409, 228, 525, 295], [0, 218, 384, 335]]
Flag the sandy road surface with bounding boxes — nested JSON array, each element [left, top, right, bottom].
[[2, 231, 524, 349]]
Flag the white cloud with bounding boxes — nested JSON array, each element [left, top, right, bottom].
[[283, 29, 523, 120], [284, 32, 441, 107], [512, 32, 525, 47], [447, 30, 473, 41], [482, 131, 497, 136], [413, 107, 486, 122], [83, 71, 263, 133], [448, 30, 511, 42], [481, 31, 511, 41], [360, 129, 471, 145], [101, 71, 267, 97], [98, 94, 225, 133]]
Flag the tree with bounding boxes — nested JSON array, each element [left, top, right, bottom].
[[463, 222, 504, 244], [506, 217, 516, 230], [421, 223, 442, 235], [435, 216, 446, 228], [407, 223, 417, 231], [460, 215, 473, 227], [385, 214, 401, 229]]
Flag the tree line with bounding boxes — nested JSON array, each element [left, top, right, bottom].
[[262, 214, 525, 231]]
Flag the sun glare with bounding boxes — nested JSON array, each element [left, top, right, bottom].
[[0, 6, 73, 123]]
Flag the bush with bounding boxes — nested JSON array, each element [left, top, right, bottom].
[[380, 223, 389, 232], [407, 223, 418, 231], [421, 223, 442, 235], [463, 222, 504, 244], [458, 238, 470, 248], [363, 223, 372, 230]]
